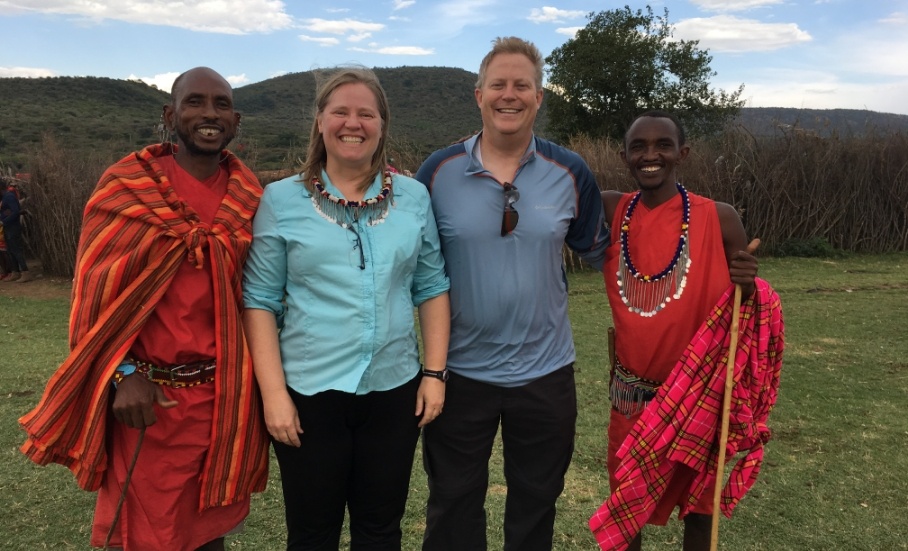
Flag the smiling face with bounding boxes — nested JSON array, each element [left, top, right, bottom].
[[164, 67, 238, 157], [620, 115, 690, 194], [317, 82, 383, 173], [475, 52, 543, 143]]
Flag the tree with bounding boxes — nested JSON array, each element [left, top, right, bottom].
[[544, 5, 744, 143]]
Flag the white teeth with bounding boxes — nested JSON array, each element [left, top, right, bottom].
[[341, 136, 363, 143], [640, 166, 660, 173], [198, 128, 220, 137], [499, 109, 519, 114]]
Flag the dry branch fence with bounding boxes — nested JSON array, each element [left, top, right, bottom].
[[15, 127, 908, 278], [571, 126, 908, 256]]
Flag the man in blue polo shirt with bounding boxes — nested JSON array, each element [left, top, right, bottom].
[[415, 36, 608, 551]]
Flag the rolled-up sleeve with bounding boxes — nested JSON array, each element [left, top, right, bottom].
[[243, 187, 288, 318], [411, 189, 450, 306]]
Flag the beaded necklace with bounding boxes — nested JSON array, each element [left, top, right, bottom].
[[309, 171, 394, 228], [617, 182, 691, 317]]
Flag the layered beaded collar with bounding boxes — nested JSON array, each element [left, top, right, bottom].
[[617, 183, 691, 317], [309, 171, 394, 228]]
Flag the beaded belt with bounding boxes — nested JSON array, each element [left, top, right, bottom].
[[609, 358, 661, 418], [117, 358, 217, 388]]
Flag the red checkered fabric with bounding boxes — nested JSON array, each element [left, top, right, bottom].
[[589, 278, 784, 550]]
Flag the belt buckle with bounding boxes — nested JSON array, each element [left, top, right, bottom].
[[169, 363, 188, 381]]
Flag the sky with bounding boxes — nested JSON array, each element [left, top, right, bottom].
[[1, 0, 907, 115]]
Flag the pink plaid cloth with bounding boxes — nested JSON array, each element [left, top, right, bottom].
[[589, 279, 784, 550]]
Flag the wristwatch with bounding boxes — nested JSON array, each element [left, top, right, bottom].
[[421, 368, 449, 382]]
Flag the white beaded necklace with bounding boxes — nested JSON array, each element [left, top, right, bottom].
[[309, 171, 393, 228], [616, 183, 692, 317]]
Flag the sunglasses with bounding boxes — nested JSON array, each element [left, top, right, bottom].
[[501, 183, 520, 236]]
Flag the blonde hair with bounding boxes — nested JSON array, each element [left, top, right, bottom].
[[301, 67, 391, 193], [475, 36, 544, 90]]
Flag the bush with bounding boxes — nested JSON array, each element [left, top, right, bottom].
[[568, 126, 908, 254], [25, 134, 114, 277], [773, 237, 842, 258]]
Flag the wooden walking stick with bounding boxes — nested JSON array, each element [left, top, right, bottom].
[[103, 426, 146, 551], [709, 283, 743, 551]]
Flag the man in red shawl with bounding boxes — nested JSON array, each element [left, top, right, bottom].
[[592, 111, 781, 551], [19, 67, 269, 551]]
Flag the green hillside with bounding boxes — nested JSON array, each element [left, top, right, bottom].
[[2, 67, 908, 172], [233, 66, 486, 168], [0, 76, 170, 168]]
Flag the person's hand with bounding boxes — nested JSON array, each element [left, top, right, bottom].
[[262, 390, 303, 447], [112, 375, 178, 429], [415, 378, 445, 428], [729, 238, 761, 297]]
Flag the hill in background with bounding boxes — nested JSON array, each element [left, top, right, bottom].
[[2, 67, 908, 172]]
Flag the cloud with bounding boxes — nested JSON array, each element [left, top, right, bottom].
[[298, 35, 341, 46], [128, 71, 180, 92], [689, 0, 785, 11], [226, 74, 249, 86], [393, 0, 416, 10], [880, 11, 908, 25], [301, 18, 385, 35], [429, 0, 498, 31], [555, 27, 582, 37], [827, 29, 908, 78], [527, 6, 586, 24], [349, 45, 434, 56], [347, 33, 372, 42], [674, 15, 812, 52], [728, 67, 908, 113], [124, 71, 245, 92], [7, 0, 294, 34], [0, 66, 56, 78]]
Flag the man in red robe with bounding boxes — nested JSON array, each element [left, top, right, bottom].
[[20, 67, 269, 551], [596, 110, 763, 551]]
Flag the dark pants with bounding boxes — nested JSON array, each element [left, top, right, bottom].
[[3, 223, 27, 272], [422, 364, 577, 551], [274, 376, 422, 551]]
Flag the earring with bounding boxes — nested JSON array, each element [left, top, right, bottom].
[[158, 115, 169, 144]]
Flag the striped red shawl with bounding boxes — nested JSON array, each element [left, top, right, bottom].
[[19, 143, 269, 510], [589, 278, 784, 550]]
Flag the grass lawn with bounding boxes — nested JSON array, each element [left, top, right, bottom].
[[1, 253, 906, 550]]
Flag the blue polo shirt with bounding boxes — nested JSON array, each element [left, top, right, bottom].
[[415, 133, 607, 387]]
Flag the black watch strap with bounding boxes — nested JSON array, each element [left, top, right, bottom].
[[421, 368, 449, 382]]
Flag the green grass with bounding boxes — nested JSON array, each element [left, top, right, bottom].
[[1, 253, 906, 550]]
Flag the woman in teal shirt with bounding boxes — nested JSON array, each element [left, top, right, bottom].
[[242, 67, 451, 550]]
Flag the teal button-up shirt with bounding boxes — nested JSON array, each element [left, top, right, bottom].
[[243, 171, 450, 395]]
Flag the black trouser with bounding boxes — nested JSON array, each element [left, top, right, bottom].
[[3, 223, 27, 272], [274, 376, 421, 551], [422, 364, 577, 551]]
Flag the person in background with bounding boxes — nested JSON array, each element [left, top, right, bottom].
[[242, 66, 451, 550], [414, 37, 608, 551], [20, 67, 269, 551], [0, 180, 30, 282], [0, 182, 13, 279]]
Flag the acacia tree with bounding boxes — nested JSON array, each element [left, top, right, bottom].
[[545, 5, 744, 143]]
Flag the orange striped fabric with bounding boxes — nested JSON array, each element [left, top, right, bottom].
[[19, 143, 269, 510]]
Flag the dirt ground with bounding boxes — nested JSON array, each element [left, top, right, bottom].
[[0, 260, 73, 301]]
